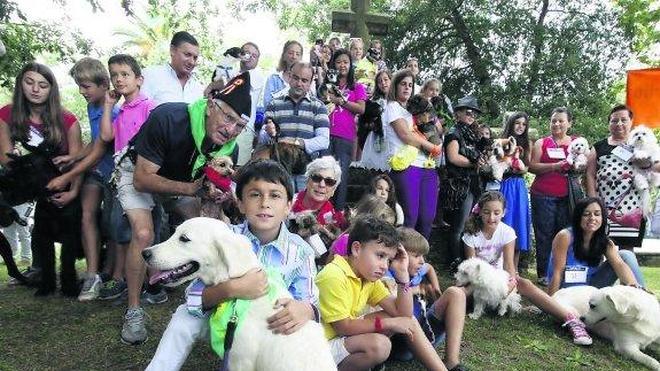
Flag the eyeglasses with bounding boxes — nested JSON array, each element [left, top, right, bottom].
[[214, 101, 247, 133], [310, 174, 337, 187]]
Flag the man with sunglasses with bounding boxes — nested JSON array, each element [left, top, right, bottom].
[[114, 72, 252, 344], [259, 62, 330, 191]]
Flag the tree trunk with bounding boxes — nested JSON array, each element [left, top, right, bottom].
[[526, 0, 550, 101], [447, 3, 499, 116]]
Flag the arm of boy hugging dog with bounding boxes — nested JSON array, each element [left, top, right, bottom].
[[47, 138, 110, 191], [50, 119, 83, 208], [329, 245, 417, 339], [425, 264, 443, 296]]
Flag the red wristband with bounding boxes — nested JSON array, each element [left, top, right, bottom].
[[374, 316, 383, 333]]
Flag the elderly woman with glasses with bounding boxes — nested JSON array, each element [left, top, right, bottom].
[[291, 156, 348, 252], [442, 96, 485, 270]]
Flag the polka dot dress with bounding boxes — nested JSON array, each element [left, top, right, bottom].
[[594, 139, 644, 246]]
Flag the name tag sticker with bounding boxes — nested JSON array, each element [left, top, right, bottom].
[[564, 266, 588, 284], [547, 148, 566, 159], [612, 145, 633, 162]]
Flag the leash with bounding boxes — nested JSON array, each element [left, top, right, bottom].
[[220, 303, 238, 371]]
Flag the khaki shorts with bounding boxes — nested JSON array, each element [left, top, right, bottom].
[[328, 336, 350, 365], [116, 157, 155, 211]]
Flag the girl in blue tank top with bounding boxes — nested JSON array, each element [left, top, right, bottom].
[[546, 197, 646, 296]]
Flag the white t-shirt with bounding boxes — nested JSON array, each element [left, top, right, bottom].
[[141, 64, 204, 106], [235, 69, 265, 166], [462, 222, 517, 270], [358, 98, 390, 171], [382, 101, 427, 168]]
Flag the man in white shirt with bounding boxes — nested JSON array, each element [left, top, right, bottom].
[[141, 31, 205, 105], [235, 42, 265, 166]]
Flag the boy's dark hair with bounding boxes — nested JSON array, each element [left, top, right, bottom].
[[397, 227, 429, 255], [170, 31, 199, 47], [235, 159, 294, 201], [608, 104, 633, 121], [108, 54, 142, 77], [348, 215, 400, 254]]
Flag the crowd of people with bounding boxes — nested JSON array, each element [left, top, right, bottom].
[[0, 30, 654, 371]]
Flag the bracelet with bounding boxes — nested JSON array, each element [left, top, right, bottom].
[[374, 316, 384, 333], [395, 279, 411, 293]]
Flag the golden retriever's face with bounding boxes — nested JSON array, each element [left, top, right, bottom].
[[142, 217, 258, 287], [583, 287, 641, 326]]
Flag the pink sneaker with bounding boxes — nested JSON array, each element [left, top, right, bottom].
[[563, 313, 592, 345]]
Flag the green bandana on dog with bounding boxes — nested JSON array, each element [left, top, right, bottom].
[[209, 268, 288, 358], [188, 98, 237, 178]]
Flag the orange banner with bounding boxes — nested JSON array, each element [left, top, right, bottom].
[[627, 68, 660, 128]]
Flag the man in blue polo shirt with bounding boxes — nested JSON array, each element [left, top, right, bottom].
[[258, 62, 329, 191]]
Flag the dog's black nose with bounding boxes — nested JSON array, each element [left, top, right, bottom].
[[142, 249, 152, 262], [579, 316, 585, 322]]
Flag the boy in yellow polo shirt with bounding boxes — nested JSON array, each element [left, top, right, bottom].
[[316, 215, 448, 371]]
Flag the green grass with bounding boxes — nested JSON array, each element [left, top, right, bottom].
[[0, 261, 658, 371]]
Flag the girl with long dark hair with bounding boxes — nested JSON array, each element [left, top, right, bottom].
[[547, 197, 646, 295], [326, 48, 366, 210], [0, 63, 83, 296]]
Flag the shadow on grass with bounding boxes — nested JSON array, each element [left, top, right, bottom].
[[0, 261, 657, 371]]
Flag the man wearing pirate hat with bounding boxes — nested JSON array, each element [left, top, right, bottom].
[[121, 71, 252, 345]]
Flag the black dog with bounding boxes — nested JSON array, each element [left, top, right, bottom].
[[0, 142, 63, 205], [0, 198, 29, 284], [357, 100, 384, 150]]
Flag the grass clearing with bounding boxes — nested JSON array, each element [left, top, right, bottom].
[[0, 262, 658, 370]]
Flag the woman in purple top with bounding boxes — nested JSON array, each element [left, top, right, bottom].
[[326, 49, 366, 210]]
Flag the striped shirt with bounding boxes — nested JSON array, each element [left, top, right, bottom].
[[258, 93, 330, 155], [186, 221, 320, 318]]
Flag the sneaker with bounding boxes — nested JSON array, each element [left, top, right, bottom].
[[563, 314, 592, 345], [536, 277, 549, 286], [121, 307, 148, 345], [99, 279, 127, 300], [140, 288, 168, 305], [78, 273, 102, 302]]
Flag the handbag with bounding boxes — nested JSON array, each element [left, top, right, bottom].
[[608, 187, 643, 229]]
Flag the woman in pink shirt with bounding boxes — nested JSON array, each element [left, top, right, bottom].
[[325, 48, 366, 210], [0, 63, 82, 296], [529, 107, 575, 285]]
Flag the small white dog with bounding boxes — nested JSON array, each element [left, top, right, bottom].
[[553, 285, 660, 370], [628, 125, 660, 214], [143, 217, 336, 371], [566, 137, 590, 171], [454, 258, 522, 319]]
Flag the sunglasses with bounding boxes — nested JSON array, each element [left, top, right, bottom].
[[464, 109, 478, 118], [310, 174, 337, 187]]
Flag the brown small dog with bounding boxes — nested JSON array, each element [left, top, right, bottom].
[[200, 156, 237, 223]]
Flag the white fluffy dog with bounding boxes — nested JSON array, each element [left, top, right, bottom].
[[628, 125, 660, 214], [143, 217, 336, 371], [566, 137, 590, 171], [553, 285, 660, 370], [454, 258, 522, 319]]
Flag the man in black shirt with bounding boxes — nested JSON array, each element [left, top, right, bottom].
[[121, 72, 251, 345]]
